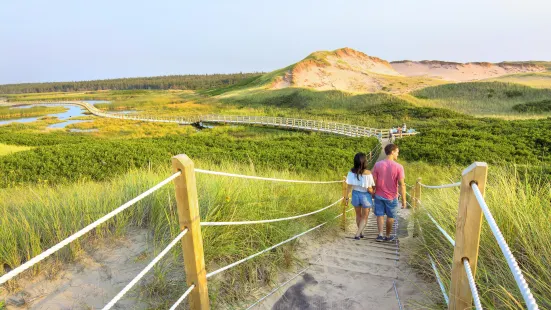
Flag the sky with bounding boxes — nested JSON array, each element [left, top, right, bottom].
[[1, 0, 550, 84]]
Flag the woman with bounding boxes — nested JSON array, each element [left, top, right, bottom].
[[345, 152, 375, 240]]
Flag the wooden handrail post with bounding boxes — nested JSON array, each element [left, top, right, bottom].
[[341, 177, 347, 231], [449, 162, 488, 310], [172, 155, 210, 310]]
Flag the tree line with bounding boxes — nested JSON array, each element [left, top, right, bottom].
[[0, 73, 263, 94]]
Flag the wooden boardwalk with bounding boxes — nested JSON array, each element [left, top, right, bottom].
[[7, 101, 420, 139]]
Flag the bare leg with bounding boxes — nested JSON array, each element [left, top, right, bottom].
[[377, 216, 384, 235], [354, 207, 362, 230], [355, 208, 370, 237], [386, 217, 395, 237]]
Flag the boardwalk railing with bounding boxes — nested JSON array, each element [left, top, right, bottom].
[[409, 162, 539, 310], [6, 101, 418, 139], [0, 143, 384, 309]]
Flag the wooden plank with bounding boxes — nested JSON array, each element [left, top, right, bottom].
[[449, 162, 488, 310], [172, 155, 210, 310]]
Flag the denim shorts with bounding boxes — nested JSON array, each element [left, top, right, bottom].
[[374, 195, 398, 218], [351, 190, 373, 208]]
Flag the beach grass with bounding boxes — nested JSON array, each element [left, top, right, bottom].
[[405, 163, 551, 309], [0, 161, 344, 307]]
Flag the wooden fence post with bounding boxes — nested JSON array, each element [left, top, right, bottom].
[[342, 177, 347, 231], [449, 162, 488, 310], [172, 154, 210, 310]]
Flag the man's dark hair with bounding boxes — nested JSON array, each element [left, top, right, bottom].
[[385, 144, 399, 155]]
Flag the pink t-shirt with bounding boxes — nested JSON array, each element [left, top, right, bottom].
[[372, 159, 405, 199]]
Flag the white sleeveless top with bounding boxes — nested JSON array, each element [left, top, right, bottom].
[[346, 171, 375, 193]]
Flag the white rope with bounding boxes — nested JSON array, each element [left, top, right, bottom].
[[419, 182, 461, 189], [334, 207, 355, 219], [471, 183, 539, 310], [206, 222, 327, 278], [428, 254, 449, 306], [463, 258, 483, 310], [0, 171, 181, 285], [201, 198, 342, 226], [194, 169, 343, 184], [426, 213, 456, 246], [103, 228, 189, 310], [169, 284, 196, 310]]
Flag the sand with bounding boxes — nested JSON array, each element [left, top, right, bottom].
[[391, 61, 545, 82], [0, 229, 156, 309]]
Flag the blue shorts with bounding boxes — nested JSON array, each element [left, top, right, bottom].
[[374, 195, 398, 218], [351, 190, 373, 208]]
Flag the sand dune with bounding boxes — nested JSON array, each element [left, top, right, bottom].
[[391, 60, 545, 82], [268, 48, 547, 94]]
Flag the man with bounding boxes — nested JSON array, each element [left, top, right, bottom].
[[372, 144, 406, 242]]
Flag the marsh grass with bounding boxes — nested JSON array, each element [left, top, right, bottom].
[[0, 161, 343, 307], [412, 82, 551, 117], [406, 163, 551, 309], [0, 144, 32, 157], [0, 106, 66, 120]]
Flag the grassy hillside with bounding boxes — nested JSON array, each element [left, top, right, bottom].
[[485, 72, 551, 89], [411, 81, 551, 116]]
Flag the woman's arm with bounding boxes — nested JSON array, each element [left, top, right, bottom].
[[346, 184, 353, 205]]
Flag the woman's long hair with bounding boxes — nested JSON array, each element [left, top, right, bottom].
[[351, 152, 367, 181]]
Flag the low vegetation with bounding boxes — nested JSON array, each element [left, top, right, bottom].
[[0, 105, 66, 120], [395, 118, 551, 166], [512, 99, 551, 113], [0, 125, 378, 187], [406, 163, 551, 309]]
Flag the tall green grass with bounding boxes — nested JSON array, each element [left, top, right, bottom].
[[406, 163, 551, 309], [0, 161, 343, 307], [412, 82, 551, 116]]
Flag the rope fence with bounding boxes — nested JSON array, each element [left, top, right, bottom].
[[463, 258, 483, 310], [194, 169, 343, 184], [410, 163, 539, 310], [0, 171, 181, 285], [201, 198, 342, 226], [103, 228, 189, 310]]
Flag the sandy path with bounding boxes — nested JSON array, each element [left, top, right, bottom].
[[247, 140, 436, 309]]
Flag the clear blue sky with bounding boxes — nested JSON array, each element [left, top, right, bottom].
[[1, 0, 550, 84]]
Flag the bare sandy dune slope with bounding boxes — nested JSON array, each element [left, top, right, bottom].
[[391, 60, 545, 82]]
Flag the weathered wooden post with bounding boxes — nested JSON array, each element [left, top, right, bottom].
[[172, 155, 210, 310], [449, 162, 488, 310], [341, 177, 347, 231]]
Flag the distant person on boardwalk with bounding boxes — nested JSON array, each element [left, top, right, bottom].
[[345, 153, 375, 240], [402, 123, 407, 132], [372, 144, 406, 242], [397, 126, 402, 138]]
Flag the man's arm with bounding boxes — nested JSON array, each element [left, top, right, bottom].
[[398, 178, 406, 209]]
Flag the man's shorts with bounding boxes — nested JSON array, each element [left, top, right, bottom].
[[374, 195, 398, 218], [351, 190, 373, 208]]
